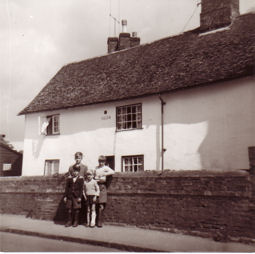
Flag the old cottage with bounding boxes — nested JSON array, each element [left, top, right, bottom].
[[19, 0, 255, 176]]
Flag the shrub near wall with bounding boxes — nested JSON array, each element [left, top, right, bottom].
[[0, 171, 255, 241]]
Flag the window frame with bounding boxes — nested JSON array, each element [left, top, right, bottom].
[[46, 114, 60, 135], [2, 163, 12, 171], [116, 103, 142, 131], [121, 155, 144, 172], [44, 159, 60, 176]]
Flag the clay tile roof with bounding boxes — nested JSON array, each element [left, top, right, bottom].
[[19, 13, 255, 115]]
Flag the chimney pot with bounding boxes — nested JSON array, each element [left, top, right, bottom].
[[132, 32, 137, 37], [121, 19, 128, 33]]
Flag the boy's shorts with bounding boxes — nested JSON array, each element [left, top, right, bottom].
[[86, 195, 97, 205], [66, 197, 81, 209]]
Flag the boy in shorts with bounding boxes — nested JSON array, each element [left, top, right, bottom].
[[84, 169, 100, 227]]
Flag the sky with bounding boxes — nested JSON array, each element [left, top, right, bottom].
[[0, 0, 254, 150]]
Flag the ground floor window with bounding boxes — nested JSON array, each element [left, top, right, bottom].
[[44, 160, 59, 176], [2, 163, 12, 171], [121, 155, 144, 172]]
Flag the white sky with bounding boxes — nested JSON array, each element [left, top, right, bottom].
[[0, 0, 254, 150]]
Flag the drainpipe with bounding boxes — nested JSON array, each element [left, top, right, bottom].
[[159, 95, 166, 172]]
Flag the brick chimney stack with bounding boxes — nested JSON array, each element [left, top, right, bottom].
[[130, 32, 140, 47], [107, 37, 118, 53], [107, 20, 140, 53], [118, 20, 131, 50], [200, 0, 239, 32]]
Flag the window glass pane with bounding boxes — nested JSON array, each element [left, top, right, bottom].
[[117, 123, 121, 130], [53, 115, 59, 133], [53, 161, 59, 174], [3, 163, 12, 171], [46, 117, 53, 135], [45, 160, 59, 176], [137, 121, 142, 128]]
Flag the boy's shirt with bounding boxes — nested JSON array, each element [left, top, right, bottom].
[[68, 163, 88, 178], [84, 179, 100, 196], [94, 165, 114, 183], [65, 175, 84, 199]]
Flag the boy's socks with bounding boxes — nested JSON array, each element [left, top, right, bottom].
[[86, 212, 90, 227], [90, 211, 96, 227]]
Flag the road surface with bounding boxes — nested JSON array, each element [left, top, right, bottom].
[[0, 231, 121, 252]]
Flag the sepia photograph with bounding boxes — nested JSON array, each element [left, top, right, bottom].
[[0, 0, 255, 252]]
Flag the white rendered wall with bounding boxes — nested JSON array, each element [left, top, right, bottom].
[[162, 76, 255, 171], [22, 76, 255, 175], [22, 97, 161, 175]]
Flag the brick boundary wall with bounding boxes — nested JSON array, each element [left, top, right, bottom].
[[0, 171, 255, 242]]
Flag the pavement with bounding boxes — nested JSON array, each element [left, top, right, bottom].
[[1, 214, 255, 252]]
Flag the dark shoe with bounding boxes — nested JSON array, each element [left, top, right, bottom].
[[65, 221, 72, 227], [72, 221, 78, 227], [72, 210, 79, 227], [97, 209, 103, 227], [65, 212, 72, 227]]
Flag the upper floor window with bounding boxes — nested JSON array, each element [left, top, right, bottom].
[[122, 155, 144, 172], [41, 114, 60, 135], [116, 104, 142, 131], [44, 159, 59, 176]]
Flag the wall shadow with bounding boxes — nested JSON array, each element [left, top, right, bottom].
[[53, 196, 87, 225]]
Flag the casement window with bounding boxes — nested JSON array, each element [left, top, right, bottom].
[[40, 114, 60, 135], [122, 155, 144, 172], [2, 163, 12, 171], [44, 160, 59, 176], [116, 104, 142, 131]]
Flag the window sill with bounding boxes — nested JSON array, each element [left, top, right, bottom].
[[115, 128, 143, 133], [46, 133, 60, 136]]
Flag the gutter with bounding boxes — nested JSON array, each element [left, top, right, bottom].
[[159, 95, 166, 172]]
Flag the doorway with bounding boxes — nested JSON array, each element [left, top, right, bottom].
[[105, 156, 115, 170]]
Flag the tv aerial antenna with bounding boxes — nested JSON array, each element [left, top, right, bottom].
[[109, 0, 120, 37]]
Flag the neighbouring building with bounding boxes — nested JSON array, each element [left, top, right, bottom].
[[19, 0, 255, 176], [0, 135, 23, 176]]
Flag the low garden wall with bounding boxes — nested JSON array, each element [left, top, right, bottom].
[[1, 170, 255, 242]]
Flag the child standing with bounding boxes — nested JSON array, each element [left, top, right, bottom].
[[94, 155, 115, 227], [63, 165, 84, 227], [84, 169, 100, 227], [68, 152, 88, 179]]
